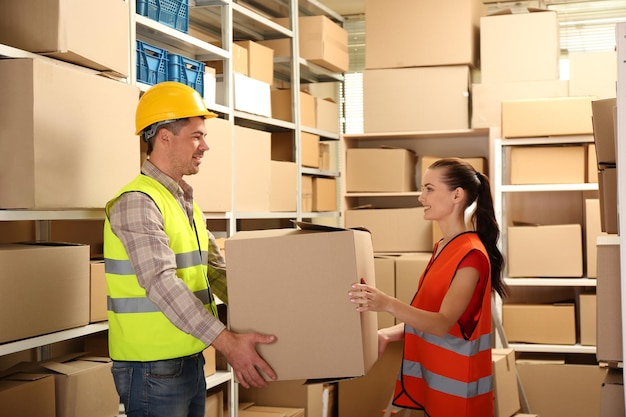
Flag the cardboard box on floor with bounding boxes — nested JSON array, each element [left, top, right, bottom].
[[0, 0, 130, 76], [0, 373, 55, 417], [492, 348, 521, 417], [365, 0, 485, 69], [0, 58, 139, 209], [346, 148, 417, 193], [225, 222, 378, 381], [0, 242, 90, 344]]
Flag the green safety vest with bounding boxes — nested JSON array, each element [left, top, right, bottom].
[[104, 174, 218, 361]]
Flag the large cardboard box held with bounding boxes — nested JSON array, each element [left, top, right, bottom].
[[0, 0, 130, 76], [365, 0, 486, 69], [346, 148, 417, 192], [501, 97, 594, 138], [507, 224, 582, 277], [345, 208, 433, 253], [0, 373, 55, 417], [364, 66, 469, 133], [480, 9, 560, 83], [596, 235, 622, 362], [0, 58, 139, 209], [225, 222, 378, 381], [509, 145, 586, 184], [502, 303, 576, 345], [0, 242, 90, 344]]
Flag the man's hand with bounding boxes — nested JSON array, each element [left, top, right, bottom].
[[212, 330, 277, 388]]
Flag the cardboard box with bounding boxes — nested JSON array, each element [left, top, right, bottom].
[[312, 177, 337, 212], [569, 51, 617, 99], [502, 303, 576, 344], [600, 368, 625, 417], [240, 406, 305, 417], [89, 260, 107, 323], [480, 9, 560, 83], [591, 98, 617, 166], [596, 235, 622, 362], [218, 72, 272, 117], [363, 66, 470, 133], [585, 199, 607, 278], [206, 42, 248, 75], [0, 242, 90, 344], [471, 80, 569, 129], [271, 132, 294, 162], [271, 89, 316, 128], [394, 253, 432, 306], [319, 142, 331, 171], [0, 0, 130, 76], [205, 390, 224, 417], [346, 148, 417, 192], [0, 58, 139, 209], [516, 360, 606, 417], [579, 293, 597, 346], [235, 40, 275, 85], [234, 126, 271, 212], [598, 167, 618, 234], [507, 224, 583, 277], [509, 145, 586, 184], [225, 222, 378, 381], [492, 349, 521, 417], [184, 117, 233, 212], [315, 97, 339, 133], [301, 133, 321, 168], [588, 143, 599, 183], [203, 346, 216, 377], [365, 0, 485, 69], [240, 380, 324, 417], [273, 16, 349, 73], [419, 156, 487, 186], [501, 97, 594, 138], [270, 161, 297, 212], [271, 132, 321, 168], [374, 257, 396, 329], [345, 208, 433, 253], [0, 373, 55, 417], [301, 175, 313, 212]]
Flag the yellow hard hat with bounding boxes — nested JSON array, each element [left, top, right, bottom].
[[135, 81, 217, 136]]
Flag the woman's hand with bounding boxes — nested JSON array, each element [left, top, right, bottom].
[[348, 280, 392, 313]]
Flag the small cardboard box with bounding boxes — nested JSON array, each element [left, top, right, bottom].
[[346, 148, 417, 193], [363, 66, 469, 133], [271, 89, 316, 128], [598, 167, 618, 234], [492, 348, 521, 417], [502, 303, 576, 345], [0, 373, 55, 417], [315, 97, 339, 133], [585, 199, 607, 278], [501, 97, 594, 138], [235, 40, 275, 85], [345, 208, 433, 253], [0, 242, 90, 344], [225, 222, 378, 381], [480, 8, 560, 83], [312, 177, 337, 212], [579, 293, 597, 346], [89, 260, 107, 323], [591, 98, 617, 166], [0, 58, 139, 209], [509, 146, 586, 184], [270, 161, 297, 212], [365, 0, 485, 69], [507, 224, 582, 277], [596, 235, 622, 362], [0, 0, 130, 76], [301, 175, 313, 212], [205, 389, 224, 417], [234, 125, 271, 212]]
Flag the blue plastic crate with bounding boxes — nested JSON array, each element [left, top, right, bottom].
[[136, 40, 168, 86], [137, 0, 189, 33], [167, 54, 204, 97]]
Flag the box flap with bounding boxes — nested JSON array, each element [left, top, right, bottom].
[[292, 220, 371, 234], [487, 7, 552, 16], [3, 372, 51, 382]]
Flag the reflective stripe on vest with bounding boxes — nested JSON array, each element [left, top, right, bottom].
[[104, 174, 217, 361], [393, 232, 494, 417]]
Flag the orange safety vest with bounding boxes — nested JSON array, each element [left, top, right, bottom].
[[393, 232, 493, 417]]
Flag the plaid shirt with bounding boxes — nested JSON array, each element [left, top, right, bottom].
[[108, 159, 227, 346]]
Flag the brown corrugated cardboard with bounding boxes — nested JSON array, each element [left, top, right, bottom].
[[502, 303, 576, 344], [598, 167, 618, 234], [89, 261, 107, 323], [315, 97, 339, 133], [0, 243, 90, 344], [0, 58, 139, 209], [501, 97, 594, 138], [480, 9, 560, 83], [585, 199, 607, 278], [345, 208, 433, 253], [301, 175, 313, 212], [235, 40, 275, 85], [600, 368, 625, 417], [270, 161, 297, 212], [0, 373, 55, 417], [346, 148, 417, 192], [507, 224, 583, 277], [184, 117, 233, 212], [363, 66, 470, 133], [596, 235, 622, 362], [591, 97, 617, 166], [365, 0, 485, 69], [509, 145, 586, 184], [419, 156, 487, 186], [239, 381, 324, 417], [394, 253, 432, 306], [588, 143, 599, 183], [579, 293, 597, 346], [0, 0, 130, 76], [234, 126, 271, 212], [569, 51, 617, 99], [203, 346, 216, 377], [206, 42, 248, 75], [205, 390, 224, 417], [272, 132, 320, 168], [492, 348, 521, 417], [271, 89, 316, 128], [374, 256, 396, 329], [225, 223, 378, 381], [301, 133, 321, 168], [312, 177, 337, 212], [241, 406, 305, 417]]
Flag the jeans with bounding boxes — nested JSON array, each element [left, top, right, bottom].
[[112, 353, 207, 417]]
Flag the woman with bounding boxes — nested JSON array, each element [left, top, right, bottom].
[[349, 158, 507, 417]]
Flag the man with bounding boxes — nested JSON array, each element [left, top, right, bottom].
[[104, 81, 276, 417]]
